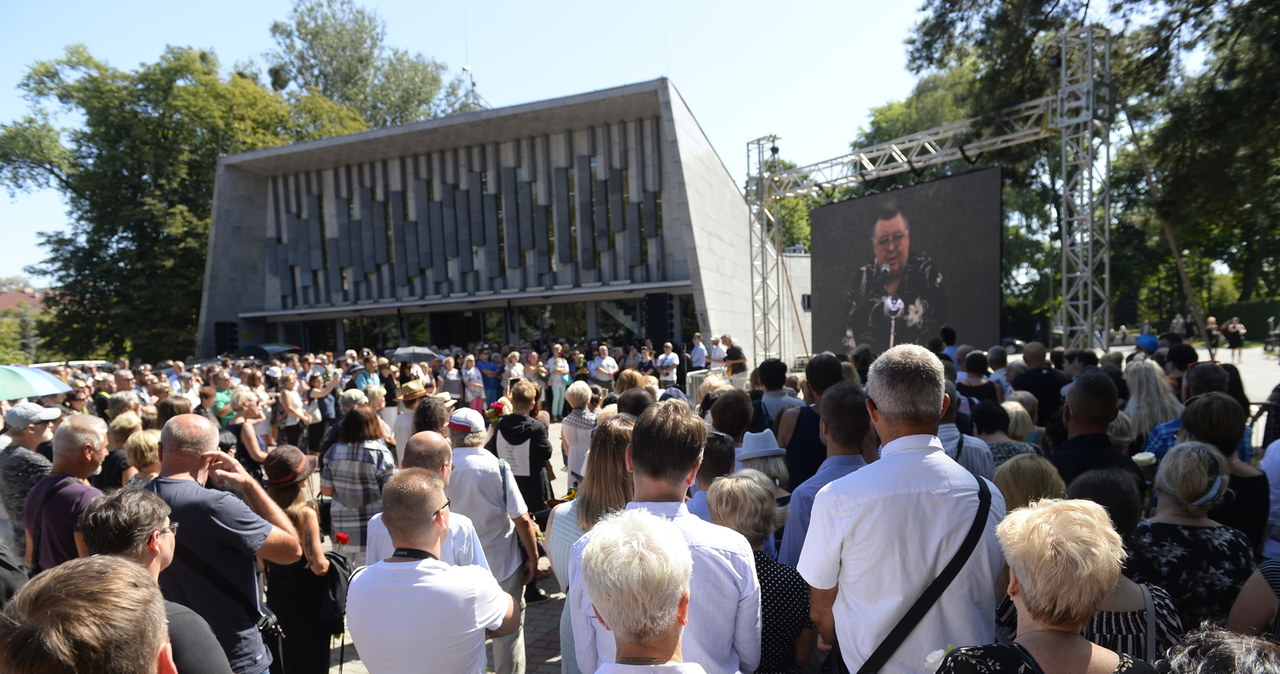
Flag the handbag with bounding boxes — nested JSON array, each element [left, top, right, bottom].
[[851, 475, 992, 674], [306, 398, 323, 425], [317, 494, 333, 536]]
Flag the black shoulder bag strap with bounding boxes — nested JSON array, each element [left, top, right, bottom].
[[855, 475, 992, 674], [28, 477, 76, 577], [953, 431, 965, 463]]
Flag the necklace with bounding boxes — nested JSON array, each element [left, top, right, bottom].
[[616, 656, 671, 665]]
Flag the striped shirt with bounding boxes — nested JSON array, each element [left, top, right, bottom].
[[321, 440, 395, 547]]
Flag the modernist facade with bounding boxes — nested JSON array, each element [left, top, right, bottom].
[[197, 79, 754, 356]]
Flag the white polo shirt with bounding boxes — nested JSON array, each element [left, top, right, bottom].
[[797, 434, 1006, 674], [656, 352, 679, 384], [348, 559, 509, 674], [447, 447, 528, 581]]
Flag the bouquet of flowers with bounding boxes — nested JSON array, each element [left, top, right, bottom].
[[486, 399, 510, 425]]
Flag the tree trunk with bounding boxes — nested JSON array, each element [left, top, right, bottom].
[[1123, 109, 1210, 343]]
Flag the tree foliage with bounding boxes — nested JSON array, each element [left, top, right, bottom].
[[266, 0, 480, 127], [904, 0, 1280, 330], [0, 45, 367, 361]]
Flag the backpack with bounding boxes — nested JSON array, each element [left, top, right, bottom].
[[318, 551, 356, 635]]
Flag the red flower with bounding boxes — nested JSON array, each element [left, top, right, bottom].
[[334, 532, 350, 546]]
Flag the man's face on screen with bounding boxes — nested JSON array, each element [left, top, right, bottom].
[[873, 214, 910, 276]]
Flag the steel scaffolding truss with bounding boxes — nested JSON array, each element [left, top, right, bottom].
[[747, 27, 1112, 361], [1057, 26, 1112, 351]]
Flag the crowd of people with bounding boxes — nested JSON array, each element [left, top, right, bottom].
[[0, 323, 1278, 673]]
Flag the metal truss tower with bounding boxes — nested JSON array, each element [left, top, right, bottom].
[[1056, 27, 1113, 350], [748, 28, 1113, 361], [747, 137, 785, 361]]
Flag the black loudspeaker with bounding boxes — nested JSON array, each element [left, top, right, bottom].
[[643, 293, 674, 344], [214, 321, 240, 355]]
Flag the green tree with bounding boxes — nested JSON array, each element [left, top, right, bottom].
[[0, 45, 367, 362], [267, 0, 480, 127]]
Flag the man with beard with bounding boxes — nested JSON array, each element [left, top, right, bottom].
[[844, 202, 946, 352]]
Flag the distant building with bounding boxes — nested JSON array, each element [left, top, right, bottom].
[[198, 79, 752, 355], [0, 288, 46, 312]]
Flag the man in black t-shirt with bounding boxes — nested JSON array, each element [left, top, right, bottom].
[[1011, 342, 1071, 426], [722, 334, 748, 375]]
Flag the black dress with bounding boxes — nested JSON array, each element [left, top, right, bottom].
[[937, 643, 1155, 673], [754, 550, 812, 674], [1127, 521, 1255, 631], [265, 558, 330, 673]]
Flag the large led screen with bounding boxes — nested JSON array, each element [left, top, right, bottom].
[[810, 168, 1002, 356]]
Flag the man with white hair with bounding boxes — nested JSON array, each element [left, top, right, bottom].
[[348, 469, 517, 674], [581, 509, 703, 672], [798, 344, 1005, 673], [23, 415, 108, 572], [446, 407, 539, 674], [145, 414, 301, 674]]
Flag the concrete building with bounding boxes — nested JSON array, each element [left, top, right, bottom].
[[197, 78, 753, 357]]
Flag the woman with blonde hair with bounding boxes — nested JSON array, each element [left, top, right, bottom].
[[1001, 401, 1035, 443], [1124, 359, 1182, 452], [228, 387, 269, 480], [546, 416, 635, 674], [278, 371, 309, 448], [1127, 442, 1255, 630], [993, 454, 1065, 512], [123, 429, 162, 487], [615, 368, 645, 393], [937, 499, 1147, 674], [708, 470, 814, 673], [461, 354, 485, 412], [263, 444, 332, 673]]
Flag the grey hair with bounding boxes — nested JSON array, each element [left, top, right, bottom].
[[866, 344, 945, 425], [1157, 626, 1280, 673], [339, 389, 368, 413], [449, 428, 488, 448], [106, 390, 140, 419], [53, 415, 108, 460], [581, 509, 692, 646], [160, 414, 219, 457]]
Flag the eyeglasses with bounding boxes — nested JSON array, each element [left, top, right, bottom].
[[433, 498, 451, 518], [157, 522, 180, 536], [875, 232, 907, 249]]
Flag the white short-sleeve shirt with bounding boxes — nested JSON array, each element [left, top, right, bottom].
[[348, 559, 509, 674], [364, 511, 490, 571]]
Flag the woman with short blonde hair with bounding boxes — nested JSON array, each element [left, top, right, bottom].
[[709, 470, 814, 672], [937, 499, 1139, 674], [123, 429, 161, 487]]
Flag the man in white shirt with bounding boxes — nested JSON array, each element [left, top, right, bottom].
[[445, 408, 539, 674], [656, 342, 680, 387], [391, 381, 431, 461], [709, 337, 727, 374], [365, 431, 489, 570], [569, 400, 761, 674], [348, 470, 518, 674], [592, 345, 619, 392], [798, 344, 1005, 674], [937, 380, 996, 480], [689, 333, 708, 371]]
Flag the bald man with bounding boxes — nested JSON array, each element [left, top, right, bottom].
[[145, 414, 301, 674], [1010, 342, 1071, 426], [365, 431, 490, 569]]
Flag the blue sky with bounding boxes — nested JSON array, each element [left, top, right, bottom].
[[0, 0, 922, 282]]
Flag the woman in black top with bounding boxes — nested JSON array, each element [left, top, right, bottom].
[[957, 351, 1003, 405], [708, 471, 813, 674], [1182, 392, 1270, 554]]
